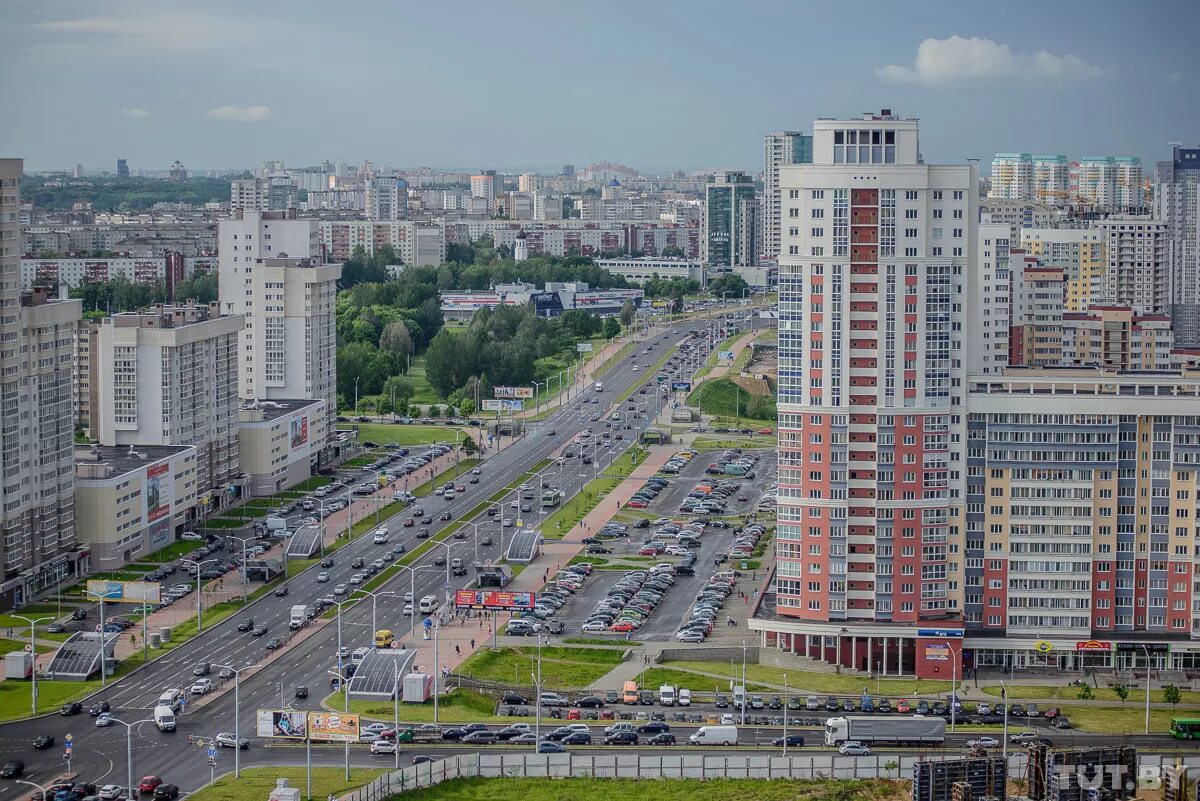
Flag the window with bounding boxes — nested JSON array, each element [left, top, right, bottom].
[[812, 208, 825, 219]]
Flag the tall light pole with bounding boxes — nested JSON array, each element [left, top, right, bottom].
[[1141, 644, 1152, 735], [330, 599, 355, 673], [11, 614, 51, 714], [533, 634, 548, 751], [328, 668, 352, 780], [392, 660, 402, 770], [394, 565, 438, 640], [352, 589, 395, 638], [224, 533, 256, 603], [782, 672, 789, 755], [180, 557, 217, 633], [213, 663, 258, 778], [80, 588, 111, 687], [107, 716, 152, 800], [361, 468, 385, 526], [354, 377, 361, 416], [740, 639, 748, 725], [1000, 681, 1008, 770]]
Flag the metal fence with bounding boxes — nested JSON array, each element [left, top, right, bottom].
[[339, 751, 1200, 801]]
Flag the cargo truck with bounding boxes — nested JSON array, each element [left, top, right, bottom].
[[289, 604, 310, 629], [823, 715, 946, 747]]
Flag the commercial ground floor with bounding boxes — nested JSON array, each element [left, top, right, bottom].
[[748, 617, 1200, 677]]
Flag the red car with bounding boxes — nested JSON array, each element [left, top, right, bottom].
[[1044, 707, 1060, 719], [139, 776, 163, 793], [637, 547, 658, 556], [757, 428, 774, 435], [402, 518, 415, 527], [627, 500, 648, 509], [610, 621, 637, 632]]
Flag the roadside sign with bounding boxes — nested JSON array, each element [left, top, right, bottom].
[[64, 745, 73, 757], [64, 733, 73, 743], [207, 746, 217, 758], [422, 617, 433, 629]]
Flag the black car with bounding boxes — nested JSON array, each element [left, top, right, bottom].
[[252, 625, 268, 636], [768, 696, 783, 710], [32, 735, 55, 749], [574, 696, 605, 708], [320, 558, 335, 568], [90, 701, 110, 716], [715, 693, 729, 708], [153, 784, 181, 800], [416, 528, 431, 539], [274, 586, 289, 597], [562, 732, 592, 745], [637, 721, 670, 734], [237, 618, 254, 632], [772, 735, 806, 747], [647, 733, 676, 745], [71, 608, 88, 621], [603, 731, 638, 746], [352, 558, 365, 569], [60, 701, 83, 716], [294, 686, 308, 699], [501, 692, 528, 705], [0, 760, 23, 778]]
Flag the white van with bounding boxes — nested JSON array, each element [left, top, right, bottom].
[[732, 685, 746, 709], [678, 688, 692, 707], [153, 705, 176, 732], [351, 647, 371, 664], [372, 529, 389, 544], [443, 489, 455, 501], [264, 516, 288, 532], [158, 688, 183, 712], [418, 595, 439, 613], [689, 725, 738, 746], [659, 684, 676, 706]]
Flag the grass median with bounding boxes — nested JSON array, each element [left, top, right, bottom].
[[395, 777, 902, 801], [190, 768, 384, 801], [456, 645, 624, 689], [981, 683, 1200, 705], [660, 660, 953, 696], [337, 423, 467, 447], [326, 686, 501, 723]]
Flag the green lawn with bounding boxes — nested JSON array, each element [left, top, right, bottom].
[[0, 677, 92, 720], [398, 777, 901, 801], [691, 436, 775, 450], [982, 683, 1200, 705], [456, 646, 624, 689], [561, 637, 641, 647], [137, 540, 203, 563], [190, 768, 384, 801], [407, 357, 445, 405], [337, 423, 465, 447], [687, 377, 776, 423], [541, 474, 622, 539], [639, 668, 772, 694], [0, 637, 52, 655], [328, 687, 501, 723], [662, 660, 953, 696], [1055, 704, 1183, 735]]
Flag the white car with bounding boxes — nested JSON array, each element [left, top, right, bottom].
[[720, 713, 735, 725], [180, 531, 203, 541], [317, 572, 330, 583], [333, 583, 348, 595], [403, 591, 413, 602], [403, 604, 413, 616], [349, 574, 364, 585], [502, 518, 514, 527], [191, 679, 212, 695], [370, 739, 397, 754], [359, 731, 380, 743], [362, 722, 389, 734], [97, 786, 123, 800], [580, 621, 607, 632], [968, 736, 999, 749], [95, 712, 113, 727], [839, 742, 871, 756]]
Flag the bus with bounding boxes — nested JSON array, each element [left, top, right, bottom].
[[1169, 717, 1200, 739], [374, 629, 394, 648], [542, 489, 562, 508]]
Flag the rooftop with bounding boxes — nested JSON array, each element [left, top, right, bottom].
[[75, 444, 194, 478], [239, 397, 322, 423]]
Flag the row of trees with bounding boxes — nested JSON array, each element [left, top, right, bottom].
[[22, 175, 238, 211], [70, 271, 219, 316]]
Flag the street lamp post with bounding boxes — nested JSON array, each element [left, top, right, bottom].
[[224, 533, 256, 603], [1000, 681, 1009, 769], [80, 588, 111, 687], [213, 663, 258, 778], [328, 668, 352, 780], [354, 377, 360, 416], [740, 639, 748, 725], [1141, 644, 1152, 735], [179, 557, 217, 633], [533, 634, 548, 751], [392, 660, 402, 770], [107, 716, 152, 800], [362, 468, 385, 526], [11, 615, 51, 715], [351, 589, 395, 638]]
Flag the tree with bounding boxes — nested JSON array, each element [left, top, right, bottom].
[[424, 329, 475, 399], [172, 271, 218, 303], [382, 376, 414, 410], [460, 435, 478, 456], [601, 317, 621, 339], [1112, 684, 1130, 706], [429, 405, 443, 418], [883, 759, 899, 779], [619, 298, 636, 327], [1076, 684, 1094, 703], [379, 320, 413, 363], [708, 273, 750, 299], [1162, 683, 1181, 708]]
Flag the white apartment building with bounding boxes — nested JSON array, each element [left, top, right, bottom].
[[1077, 156, 1144, 209], [74, 444, 198, 565], [238, 398, 327, 496], [1156, 145, 1200, 345], [531, 191, 562, 221], [1097, 217, 1169, 316], [988, 153, 1070, 206], [978, 198, 1056, 241], [518, 173, 540, 193], [318, 220, 446, 266], [470, 173, 496, 212], [364, 176, 409, 220], [0, 159, 84, 607], [1020, 227, 1106, 313], [970, 223, 1012, 374], [94, 302, 242, 501], [230, 177, 295, 212], [763, 131, 814, 260], [218, 211, 340, 439]]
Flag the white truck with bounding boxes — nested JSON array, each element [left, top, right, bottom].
[[823, 715, 946, 747], [594, 381, 603, 392], [289, 604, 309, 629], [153, 705, 176, 732], [658, 684, 676, 706]]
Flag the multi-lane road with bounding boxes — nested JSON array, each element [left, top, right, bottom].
[[0, 319, 712, 798]]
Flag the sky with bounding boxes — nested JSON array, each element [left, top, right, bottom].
[[3, 0, 1198, 175]]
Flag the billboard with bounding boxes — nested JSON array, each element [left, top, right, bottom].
[[289, 415, 309, 450], [576, 342, 594, 352], [145, 461, 171, 523], [256, 709, 307, 739], [86, 579, 161, 605], [493, 386, 534, 399], [306, 711, 360, 743], [671, 382, 692, 392], [718, 350, 735, 361], [454, 589, 535, 610], [923, 643, 950, 662], [481, 399, 504, 411]]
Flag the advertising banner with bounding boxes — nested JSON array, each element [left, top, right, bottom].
[[576, 342, 594, 352], [289, 415, 309, 451], [923, 643, 950, 661], [481, 399, 504, 411], [454, 589, 536, 610], [256, 709, 307, 739], [145, 461, 171, 523], [718, 350, 735, 361], [1075, 640, 1111, 652], [306, 711, 360, 742], [86, 579, 161, 605], [482, 399, 524, 412], [494, 387, 534, 399], [671, 382, 692, 392]]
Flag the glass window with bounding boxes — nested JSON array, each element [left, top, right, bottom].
[[834, 130, 844, 144], [847, 130, 857, 144], [885, 130, 896, 144], [872, 130, 882, 145]]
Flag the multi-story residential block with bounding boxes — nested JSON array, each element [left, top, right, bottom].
[[702, 170, 757, 267], [1021, 227, 1106, 312], [318, 220, 446, 267], [970, 223, 1012, 374], [1031, 154, 1071, 205], [74, 444, 198, 565], [1156, 144, 1200, 345], [20, 255, 217, 292], [531, 191, 562, 221], [364, 176, 409, 220], [1060, 307, 1174, 371], [594, 256, 706, 286], [238, 398, 327, 496], [518, 173, 540, 193], [470, 172, 496, 212], [230, 177, 296, 212], [763, 131, 814, 260], [1077, 156, 1144, 209], [0, 159, 84, 608], [1008, 257, 1065, 367], [74, 319, 101, 438], [218, 211, 340, 439], [989, 153, 1034, 201], [445, 220, 700, 260], [1097, 217, 1169, 316], [93, 302, 242, 504], [753, 110, 977, 678], [978, 198, 1056, 241]]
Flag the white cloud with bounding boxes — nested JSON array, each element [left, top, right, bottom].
[[878, 36, 1107, 87], [123, 107, 149, 119], [205, 105, 272, 123]]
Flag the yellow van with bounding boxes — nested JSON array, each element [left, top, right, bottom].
[[374, 629, 394, 648]]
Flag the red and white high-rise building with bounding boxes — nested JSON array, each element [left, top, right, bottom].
[[755, 111, 977, 678]]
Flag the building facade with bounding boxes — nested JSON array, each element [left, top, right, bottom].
[[1156, 145, 1200, 346], [94, 302, 242, 502], [20, 255, 217, 292], [230, 177, 296, 212], [318, 220, 446, 267], [702, 171, 758, 268], [0, 159, 84, 609], [1021, 227, 1106, 313], [1077, 157, 1144, 210], [364, 176, 409, 220], [238, 398, 327, 496], [594, 257, 706, 286], [763, 131, 814, 260], [218, 212, 340, 438], [1097, 217, 1169, 316]]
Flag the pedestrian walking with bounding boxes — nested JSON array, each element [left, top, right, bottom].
[[455, 644, 461, 656], [470, 638, 475, 649]]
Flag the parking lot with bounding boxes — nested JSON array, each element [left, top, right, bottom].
[[635, 449, 775, 519]]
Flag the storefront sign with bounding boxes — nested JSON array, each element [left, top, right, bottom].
[[923, 643, 950, 661], [1033, 640, 1054, 653], [917, 628, 964, 638], [1075, 640, 1111, 651], [1115, 642, 1168, 654]]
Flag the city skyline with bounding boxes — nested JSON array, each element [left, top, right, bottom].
[[4, 0, 1198, 173]]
